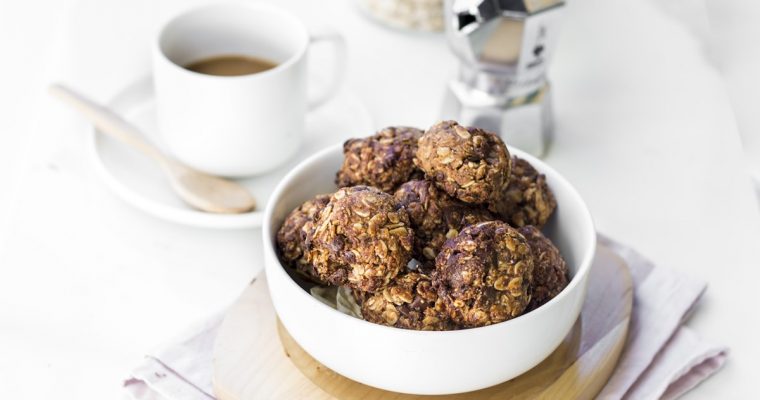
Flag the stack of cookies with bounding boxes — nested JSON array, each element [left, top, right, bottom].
[[276, 121, 567, 330]]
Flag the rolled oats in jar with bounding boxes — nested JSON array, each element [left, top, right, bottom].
[[357, 0, 444, 32]]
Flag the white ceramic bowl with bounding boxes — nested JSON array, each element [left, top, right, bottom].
[[263, 144, 595, 395]]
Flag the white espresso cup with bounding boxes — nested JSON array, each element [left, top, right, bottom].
[[153, 3, 346, 177]]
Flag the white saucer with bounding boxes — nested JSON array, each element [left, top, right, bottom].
[[88, 77, 373, 229]]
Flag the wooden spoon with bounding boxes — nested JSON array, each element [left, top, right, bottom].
[[49, 83, 256, 214]]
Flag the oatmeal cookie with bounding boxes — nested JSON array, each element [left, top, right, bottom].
[[358, 272, 452, 330], [393, 179, 494, 265], [490, 156, 556, 228], [518, 226, 569, 311], [415, 121, 510, 204], [307, 186, 414, 292], [434, 221, 534, 328], [336, 126, 424, 192], [276, 194, 331, 283]]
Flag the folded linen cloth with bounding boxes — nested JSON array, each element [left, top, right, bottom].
[[596, 236, 728, 399], [123, 236, 728, 400]]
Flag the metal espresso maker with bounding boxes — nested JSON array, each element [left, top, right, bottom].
[[441, 0, 564, 157]]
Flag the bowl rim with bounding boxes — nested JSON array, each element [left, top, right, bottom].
[[263, 142, 596, 337]]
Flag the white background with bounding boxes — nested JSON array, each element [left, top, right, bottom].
[[1, 0, 759, 398]]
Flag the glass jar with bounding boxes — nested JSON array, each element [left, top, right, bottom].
[[357, 0, 444, 32]]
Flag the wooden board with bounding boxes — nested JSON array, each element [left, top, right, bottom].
[[213, 244, 633, 400]]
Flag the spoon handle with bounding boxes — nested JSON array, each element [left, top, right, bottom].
[[48, 83, 168, 164]]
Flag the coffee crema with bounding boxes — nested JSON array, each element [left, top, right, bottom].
[[184, 55, 278, 76]]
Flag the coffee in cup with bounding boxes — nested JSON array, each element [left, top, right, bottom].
[[184, 55, 278, 77], [153, 3, 346, 177]]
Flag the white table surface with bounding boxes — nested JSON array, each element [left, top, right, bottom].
[[707, 0, 760, 187], [1, 0, 759, 399]]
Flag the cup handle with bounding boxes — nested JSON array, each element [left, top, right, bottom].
[[307, 28, 347, 110]]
